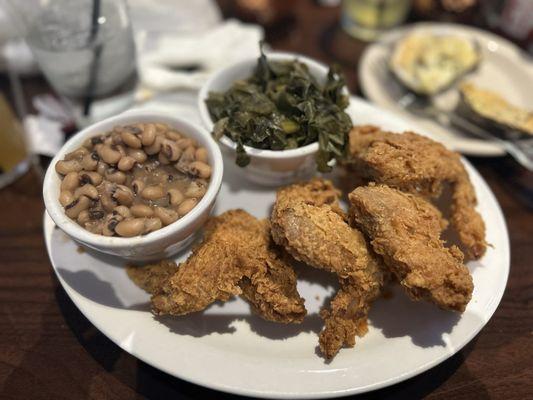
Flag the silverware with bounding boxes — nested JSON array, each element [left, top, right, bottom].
[[398, 93, 533, 171]]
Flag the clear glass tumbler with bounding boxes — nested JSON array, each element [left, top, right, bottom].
[[26, 0, 138, 127], [342, 0, 412, 41]]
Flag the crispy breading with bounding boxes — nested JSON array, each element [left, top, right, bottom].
[[271, 179, 385, 358], [130, 210, 306, 324], [272, 178, 344, 213], [347, 125, 487, 259], [349, 184, 473, 312], [126, 260, 178, 294]]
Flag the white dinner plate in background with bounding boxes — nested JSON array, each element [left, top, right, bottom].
[[359, 22, 533, 157]]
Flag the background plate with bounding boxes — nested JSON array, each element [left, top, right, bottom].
[[44, 97, 509, 399], [359, 22, 533, 157]]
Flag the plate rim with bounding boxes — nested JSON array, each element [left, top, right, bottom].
[[44, 97, 510, 399]]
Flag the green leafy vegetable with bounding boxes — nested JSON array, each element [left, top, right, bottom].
[[205, 46, 352, 172]]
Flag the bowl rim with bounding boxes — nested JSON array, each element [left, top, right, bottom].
[[42, 111, 224, 250], [197, 51, 341, 159]]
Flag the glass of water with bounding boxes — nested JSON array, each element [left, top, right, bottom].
[[342, 0, 412, 41], [26, 0, 137, 127]]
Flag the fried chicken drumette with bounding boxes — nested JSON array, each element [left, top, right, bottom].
[[347, 125, 487, 259], [128, 210, 306, 324], [349, 184, 473, 312], [271, 179, 385, 358]]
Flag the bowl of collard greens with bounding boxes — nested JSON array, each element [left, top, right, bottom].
[[198, 50, 352, 186]]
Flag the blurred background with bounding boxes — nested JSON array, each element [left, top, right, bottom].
[[0, 0, 531, 195], [0, 2, 532, 399]]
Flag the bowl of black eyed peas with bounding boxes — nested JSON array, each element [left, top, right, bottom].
[[43, 111, 223, 261]]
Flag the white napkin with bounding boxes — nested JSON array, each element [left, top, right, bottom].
[[23, 114, 64, 157], [138, 19, 264, 92]]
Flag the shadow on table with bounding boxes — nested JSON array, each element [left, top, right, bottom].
[[49, 273, 489, 400]]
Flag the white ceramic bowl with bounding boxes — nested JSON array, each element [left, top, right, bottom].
[[43, 111, 223, 261], [198, 52, 341, 186]]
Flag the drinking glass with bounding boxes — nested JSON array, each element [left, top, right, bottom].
[[0, 93, 31, 189], [26, 0, 138, 127], [342, 0, 412, 41]]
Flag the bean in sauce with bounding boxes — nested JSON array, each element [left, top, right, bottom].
[[55, 123, 211, 237]]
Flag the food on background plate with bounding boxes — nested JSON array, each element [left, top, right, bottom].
[[129, 210, 306, 323], [345, 125, 486, 259], [390, 32, 480, 95], [55, 123, 211, 237], [349, 184, 473, 312], [271, 179, 386, 359], [459, 82, 533, 136], [205, 47, 352, 172]]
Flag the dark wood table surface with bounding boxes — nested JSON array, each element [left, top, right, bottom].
[[1, 2, 532, 399]]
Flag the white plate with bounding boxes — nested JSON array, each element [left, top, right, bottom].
[[359, 22, 533, 157], [44, 97, 509, 399]]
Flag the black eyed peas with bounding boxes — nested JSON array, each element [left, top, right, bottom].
[[81, 152, 99, 170], [130, 204, 154, 217], [114, 218, 146, 237], [177, 198, 198, 217], [80, 171, 103, 186], [117, 156, 136, 171], [188, 161, 212, 179], [141, 185, 165, 200], [55, 123, 211, 237], [55, 160, 82, 175], [65, 195, 91, 218], [61, 172, 80, 191], [141, 124, 157, 146], [74, 184, 99, 200], [154, 207, 179, 226], [59, 190, 74, 207], [195, 147, 208, 163]]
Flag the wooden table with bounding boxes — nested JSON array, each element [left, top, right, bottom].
[[1, 2, 532, 399]]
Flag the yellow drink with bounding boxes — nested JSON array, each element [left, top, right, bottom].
[[0, 94, 30, 188], [342, 0, 411, 41]]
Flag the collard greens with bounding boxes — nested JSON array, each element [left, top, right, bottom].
[[205, 49, 352, 172]]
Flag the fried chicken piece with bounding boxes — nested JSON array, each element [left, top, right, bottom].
[[126, 260, 178, 294], [349, 184, 473, 312], [271, 179, 385, 358], [273, 177, 344, 214], [347, 125, 487, 259], [142, 210, 306, 324]]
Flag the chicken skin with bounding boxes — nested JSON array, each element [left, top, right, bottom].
[[349, 184, 473, 312], [129, 210, 306, 324], [347, 125, 486, 259], [271, 179, 385, 358]]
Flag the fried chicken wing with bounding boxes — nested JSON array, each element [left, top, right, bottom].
[[130, 210, 306, 324], [271, 179, 385, 358], [349, 184, 473, 312], [347, 125, 486, 259], [127, 260, 178, 294]]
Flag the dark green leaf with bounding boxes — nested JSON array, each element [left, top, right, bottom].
[[205, 45, 352, 170], [235, 139, 251, 167]]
